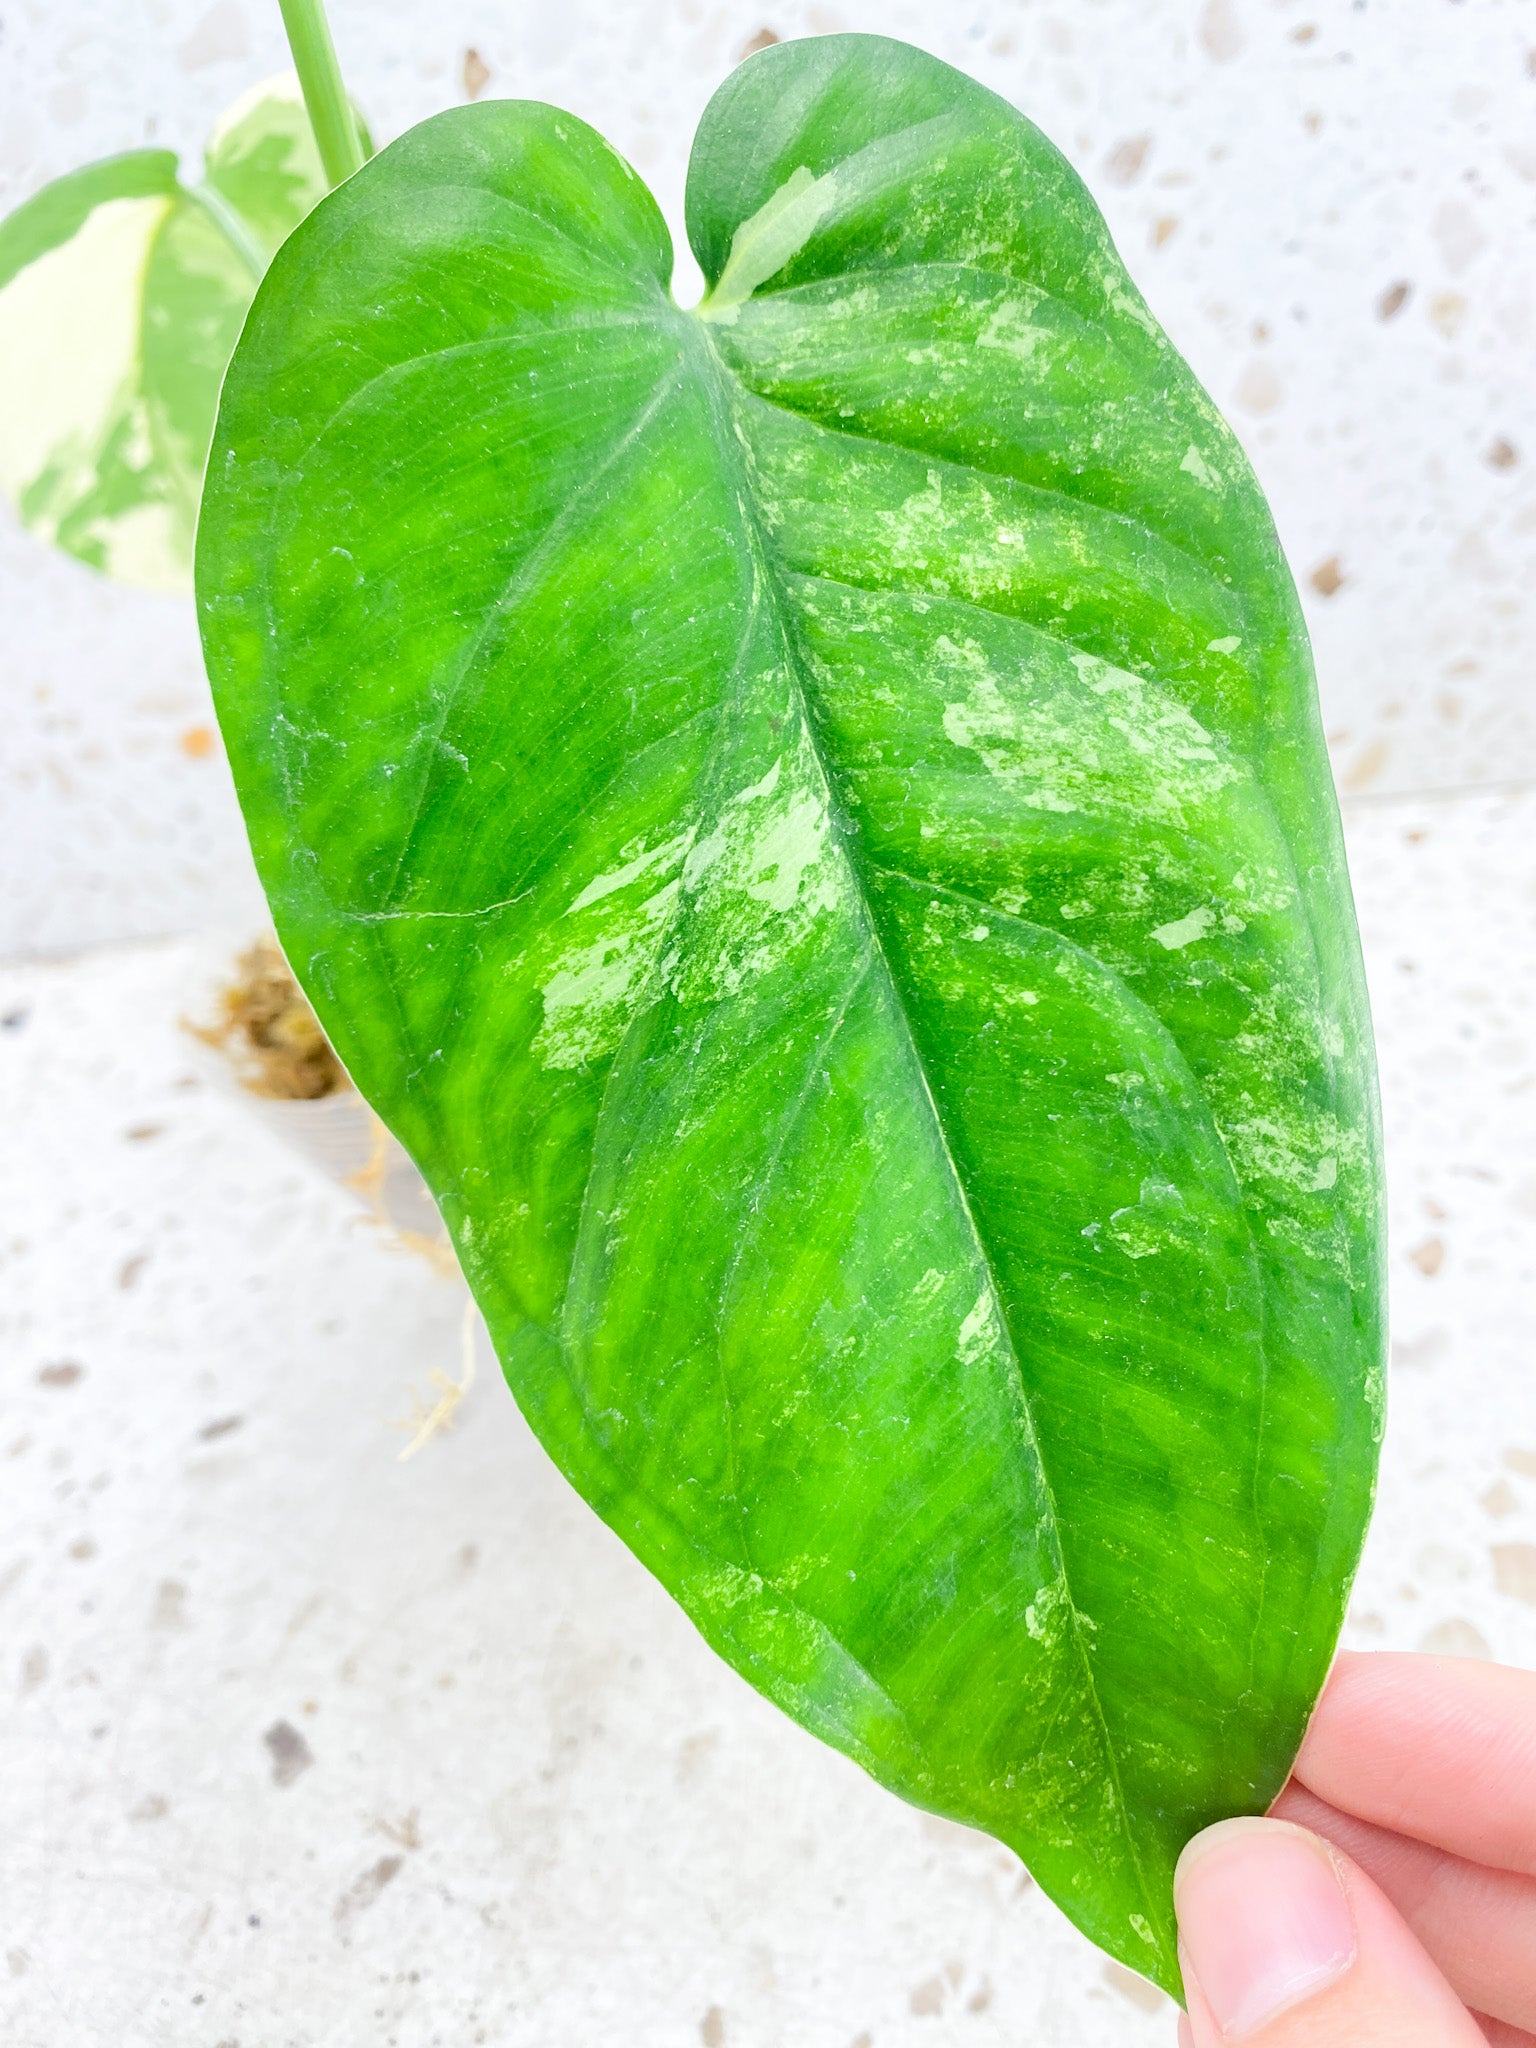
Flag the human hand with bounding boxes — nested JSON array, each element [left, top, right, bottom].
[[1173, 1651, 1536, 2045]]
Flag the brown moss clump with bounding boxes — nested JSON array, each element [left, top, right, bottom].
[[195, 936, 350, 1100]]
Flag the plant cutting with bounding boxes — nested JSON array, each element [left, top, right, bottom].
[[195, 7, 1385, 2000]]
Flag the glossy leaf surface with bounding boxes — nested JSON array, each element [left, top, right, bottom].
[[196, 35, 1383, 1990], [0, 75, 358, 587]]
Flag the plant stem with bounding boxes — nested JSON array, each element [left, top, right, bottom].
[[277, 0, 367, 189]]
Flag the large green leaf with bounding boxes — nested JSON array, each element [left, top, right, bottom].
[[196, 34, 1383, 1992], [0, 74, 366, 588]]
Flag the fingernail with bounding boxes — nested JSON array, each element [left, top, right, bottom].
[[1174, 1818, 1356, 2039]]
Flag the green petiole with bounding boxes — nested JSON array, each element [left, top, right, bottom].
[[277, 0, 367, 189]]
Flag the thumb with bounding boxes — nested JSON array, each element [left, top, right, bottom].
[[1174, 1815, 1487, 2046]]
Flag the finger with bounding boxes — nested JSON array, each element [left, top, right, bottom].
[[1296, 1653, 1536, 1876], [1171, 2003, 1536, 2048], [1273, 1780, 1536, 2034], [1176, 1815, 1486, 2045]]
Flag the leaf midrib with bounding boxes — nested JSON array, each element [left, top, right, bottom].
[[699, 320, 1303, 1802], [648, 305, 1164, 1935]]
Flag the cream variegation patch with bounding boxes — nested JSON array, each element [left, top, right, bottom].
[[532, 882, 680, 1072], [0, 194, 188, 588], [672, 719, 847, 1004], [531, 831, 695, 1071]]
